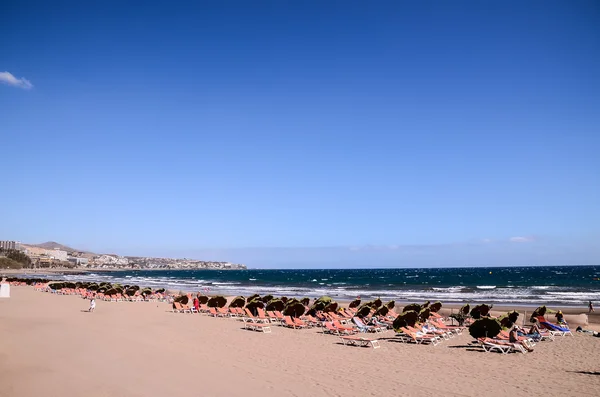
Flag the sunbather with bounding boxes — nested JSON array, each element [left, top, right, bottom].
[[510, 326, 534, 352]]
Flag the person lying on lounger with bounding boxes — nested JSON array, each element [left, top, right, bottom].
[[510, 326, 534, 352]]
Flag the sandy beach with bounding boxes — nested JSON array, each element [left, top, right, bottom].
[[1, 286, 599, 397]]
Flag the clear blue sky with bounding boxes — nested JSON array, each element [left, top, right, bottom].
[[1, 1, 599, 267]]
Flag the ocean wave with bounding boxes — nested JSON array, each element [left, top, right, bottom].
[[477, 286, 496, 289]]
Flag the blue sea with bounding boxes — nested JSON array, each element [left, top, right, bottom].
[[42, 265, 600, 306]]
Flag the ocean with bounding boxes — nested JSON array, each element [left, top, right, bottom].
[[41, 265, 600, 306]]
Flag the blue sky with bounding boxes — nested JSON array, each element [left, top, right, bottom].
[[1, 1, 599, 267]]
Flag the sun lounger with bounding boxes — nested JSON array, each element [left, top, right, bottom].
[[352, 317, 385, 333], [478, 338, 528, 354], [243, 319, 272, 333], [217, 307, 230, 317], [399, 328, 441, 345], [537, 317, 573, 337], [339, 336, 381, 349], [209, 307, 226, 317], [282, 316, 306, 329], [245, 308, 269, 323], [257, 308, 271, 323]]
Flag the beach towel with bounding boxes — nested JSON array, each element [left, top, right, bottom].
[[541, 321, 569, 332]]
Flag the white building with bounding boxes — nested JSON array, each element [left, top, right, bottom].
[[48, 249, 68, 262], [0, 241, 21, 251]]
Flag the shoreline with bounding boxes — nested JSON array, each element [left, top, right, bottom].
[[3, 269, 599, 309]]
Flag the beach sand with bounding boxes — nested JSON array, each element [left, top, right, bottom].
[[1, 287, 599, 397]]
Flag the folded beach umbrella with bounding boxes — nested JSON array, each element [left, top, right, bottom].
[[403, 303, 422, 313], [174, 295, 189, 305], [229, 296, 246, 308], [245, 299, 265, 316], [375, 306, 389, 317], [349, 298, 362, 309], [468, 317, 502, 339], [421, 300, 431, 309], [207, 295, 227, 308], [499, 311, 520, 329], [282, 301, 306, 318], [247, 294, 261, 302], [371, 298, 383, 309], [460, 304, 470, 316], [356, 305, 373, 318], [261, 294, 274, 303], [530, 306, 547, 322], [393, 310, 419, 331], [429, 301, 442, 313], [49, 282, 65, 290], [470, 304, 491, 319], [418, 308, 431, 323], [197, 295, 209, 304], [265, 298, 285, 312], [300, 297, 310, 306], [105, 288, 119, 297], [140, 288, 152, 296], [385, 300, 395, 310]]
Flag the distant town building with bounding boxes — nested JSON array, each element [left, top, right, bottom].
[[67, 257, 89, 266], [48, 249, 68, 262], [0, 241, 21, 251]]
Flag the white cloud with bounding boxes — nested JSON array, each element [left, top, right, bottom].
[[509, 236, 534, 243], [0, 71, 33, 89]]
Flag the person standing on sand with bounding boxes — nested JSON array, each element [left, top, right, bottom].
[[589, 301, 594, 313], [89, 296, 96, 312]]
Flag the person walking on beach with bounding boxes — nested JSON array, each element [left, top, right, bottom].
[[89, 295, 96, 312], [589, 301, 595, 313]]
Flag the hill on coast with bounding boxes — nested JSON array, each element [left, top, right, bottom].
[[26, 241, 94, 254]]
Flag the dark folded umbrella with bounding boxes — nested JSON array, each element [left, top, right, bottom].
[[421, 300, 430, 309], [460, 304, 470, 316], [470, 304, 491, 319], [356, 305, 373, 318], [245, 299, 265, 316], [261, 294, 274, 303], [429, 301, 442, 313], [247, 294, 261, 302], [349, 299, 362, 309], [174, 295, 189, 305], [403, 303, 422, 313], [265, 299, 285, 312], [419, 308, 431, 323], [469, 317, 502, 339], [229, 296, 246, 308], [197, 295, 209, 304], [282, 302, 305, 318], [393, 310, 419, 331], [385, 300, 395, 310], [207, 295, 227, 308], [530, 306, 546, 322], [300, 297, 310, 306], [375, 306, 389, 317], [140, 288, 152, 296]]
